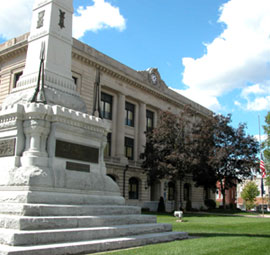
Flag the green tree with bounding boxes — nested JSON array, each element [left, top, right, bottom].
[[241, 181, 260, 211], [142, 110, 259, 210], [192, 114, 259, 208], [262, 112, 270, 186], [141, 107, 196, 208]]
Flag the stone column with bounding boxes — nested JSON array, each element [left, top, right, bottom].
[[111, 93, 118, 157], [115, 93, 126, 161], [138, 102, 146, 158], [22, 119, 50, 167]]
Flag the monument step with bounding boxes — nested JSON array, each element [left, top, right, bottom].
[[0, 231, 188, 255], [0, 190, 125, 206], [0, 223, 172, 246], [0, 214, 157, 230], [0, 204, 141, 216]]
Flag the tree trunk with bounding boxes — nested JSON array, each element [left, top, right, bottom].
[[220, 179, 226, 209], [222, 188, 226, 209]]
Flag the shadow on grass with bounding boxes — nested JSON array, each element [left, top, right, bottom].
[[190, 232, 270, 238], [144, 212, 245, 218], [183, 213, 229, 218]]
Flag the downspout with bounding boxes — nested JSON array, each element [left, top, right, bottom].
[[123, 165, 129, 198]]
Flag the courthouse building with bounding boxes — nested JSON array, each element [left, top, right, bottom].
[[0, 32, 214, 211]]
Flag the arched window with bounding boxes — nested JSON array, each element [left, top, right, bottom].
[[184, 183, 191, 201], [168, 182, 175, 201], [129, 177, 139, 199]]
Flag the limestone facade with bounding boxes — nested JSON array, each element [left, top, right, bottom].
[[0, 33, 215, 211]]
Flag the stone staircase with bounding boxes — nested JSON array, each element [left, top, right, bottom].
[[0, 204, 188, 255]]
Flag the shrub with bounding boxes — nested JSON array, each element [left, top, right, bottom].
[[157, 196, 165, 212], [204, 199, 216, 210]]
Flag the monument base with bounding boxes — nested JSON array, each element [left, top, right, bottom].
[[0, 103, 188, 254], [0, 201, 188, 255]]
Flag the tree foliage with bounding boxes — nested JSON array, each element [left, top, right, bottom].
[[262, 112, 270, 186], [142, 108, 259, 209], [193, 114, 259, 208], [141, 108, 195, 185], [241, 181, 260, 211]]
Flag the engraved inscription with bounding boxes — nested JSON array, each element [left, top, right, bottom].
[[0, 139, 16, 157], [55, 140, 99, 163], [37, 10, 45, 29], [58, 9, 65, 29], [66, 162, 90, 173]]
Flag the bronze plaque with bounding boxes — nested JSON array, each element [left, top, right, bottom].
[[66, 162, 90, 173], [0, 139, 16, 157], [55, 140, 99, 163]]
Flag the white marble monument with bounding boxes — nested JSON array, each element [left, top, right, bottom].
[[0, 0, 187, 254]]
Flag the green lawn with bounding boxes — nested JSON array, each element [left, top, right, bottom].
[[95, 213, 270, 255]]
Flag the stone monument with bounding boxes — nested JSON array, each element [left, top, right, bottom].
[[0, 0, 188, 254]]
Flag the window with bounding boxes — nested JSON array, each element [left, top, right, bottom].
[[168, 182, 175, 201], [146, 110, 154, 132], [129, 177, 139, 199], [184, 183, 191, 201], [104, 133, 111, 157], [13, 71, 23, 88], [125, 102, 135, 127], [101, 92, 113, 120], [72, 76, 78, 85], [125, 137, 134, 160]]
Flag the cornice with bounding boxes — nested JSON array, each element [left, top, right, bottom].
[[72, 49, 212, 117], [0, 45, 27, 62], [72, 51, 181, 106], [0, 33, 212, 117], [0, 33, 29, 62]]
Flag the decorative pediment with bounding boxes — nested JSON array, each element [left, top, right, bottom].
[[138, 67, 168, 91]]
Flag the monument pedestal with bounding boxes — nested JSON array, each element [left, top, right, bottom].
[[0, 103, 188, 255], [0, 103, 123, 205]]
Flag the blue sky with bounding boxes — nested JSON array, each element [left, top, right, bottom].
[[0, 0, 269, 140]]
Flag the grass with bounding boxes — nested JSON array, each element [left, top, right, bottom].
[[95, 212, 270, 255]]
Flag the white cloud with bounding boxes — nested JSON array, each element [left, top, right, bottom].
[[238, 83, 270, 111], [0, 0, 34, 39], [171, 88, 222, 112], [234, 100, 241, 107], [246, 96, 270, 111], [0, 0, 126, 41], [73, 0, 126, 39], [241, 84, 266, 97], [178, 0, 270, 111], [254, 134, 267, 142]]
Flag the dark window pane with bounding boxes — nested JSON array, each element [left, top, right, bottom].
[[146, 110, 154, 132], [168, 182, 175, 201], [125, 102, 135, 127], [125, 137, 134, 160], [104, 133, 111, 157], [101, 92, 113, 120], [72, 76, 78, 85], [14, 71, 23, 88], [129, 177, 139, 199]]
